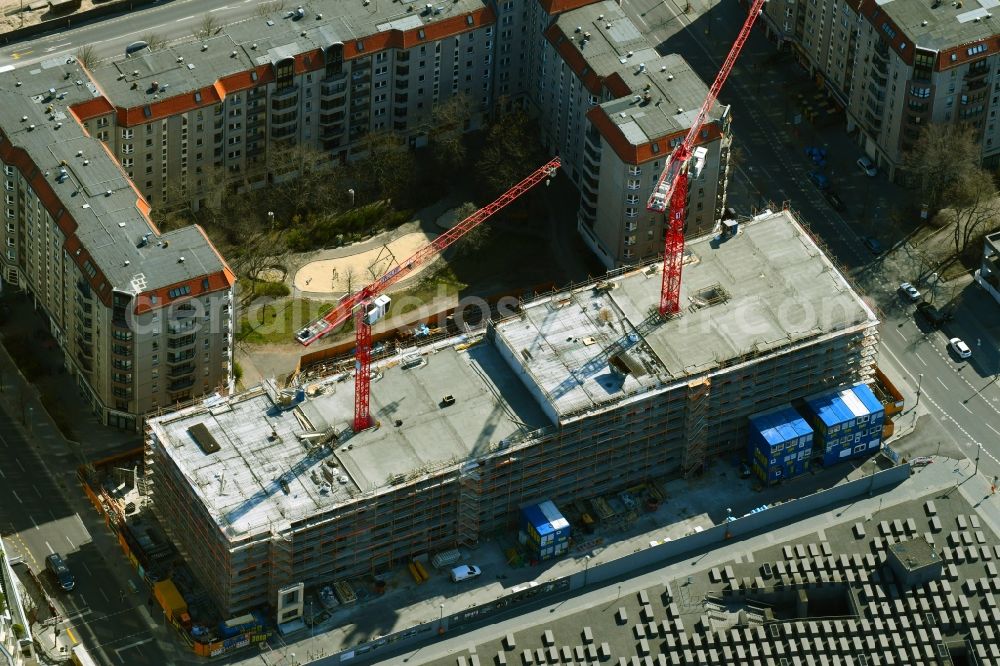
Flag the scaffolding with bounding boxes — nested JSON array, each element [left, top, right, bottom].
[[683, 377, 711, 477], [457, 464, 483, 549]]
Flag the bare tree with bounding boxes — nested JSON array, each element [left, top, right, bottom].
[[902, 124, 979, 212], [194, 14, 222, 39], [478, 111, 545, 199], [359, 132, 417, 205], [76, 45, 98, 70], [451, 202, 489, 257], [255, 0, 287, 17], [429, 93, 472, 168], [140, 33, 168, 52], [266, 143, 347, 220], [942, 167, 999, 258]]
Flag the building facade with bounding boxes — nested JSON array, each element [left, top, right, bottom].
[[65, 0, 725, 270], [0, 537, 33, 666], [0, 60, 235, 431], [977, 229, 1000, 305], [760, 0, 1000, 177], [145, 210, 879, 617]]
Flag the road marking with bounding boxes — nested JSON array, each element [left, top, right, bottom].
[[81, 561, 92, 577], [937, 377, 948, 389], [45, 540, 54, 554], [62, 609, 92, 623], [44, 43, 71, 53], [66, 627, 78, 645], [176, 14, 195, 21], [0, 466, 5, 479], [210, 5, 229, 10], [894, 328, 906, 341], [65, 535, 75, 549], [14, 458, 25, 472], [34, 484, 43, 497], [99, 587, 110, 603], [10, 50, 33, 60], [960, 402, 973, 414], [914, 353, 928, 366], [11, 490, 22, 504], [114, 637, 153, 664], [988, 424, 1000, 437], [31, 515, 39, 531]]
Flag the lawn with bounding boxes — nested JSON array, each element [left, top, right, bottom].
[[238, 298, 337, 345]]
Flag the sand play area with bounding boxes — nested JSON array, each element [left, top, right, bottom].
[[294, 231, 438, 294]]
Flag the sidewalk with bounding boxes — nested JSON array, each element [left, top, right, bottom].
[[0, 290, 140, 461]]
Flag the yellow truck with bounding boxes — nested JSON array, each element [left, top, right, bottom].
[[153, 580, 191, 628]]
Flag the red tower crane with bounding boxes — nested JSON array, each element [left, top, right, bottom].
[[295, 158, 561, 432], [647, 0, 767, 316]]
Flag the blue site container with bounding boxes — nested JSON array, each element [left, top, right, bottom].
[[747, 405, 814, 486], [520, 501, 571, 561], [805, 383, 885, 466]]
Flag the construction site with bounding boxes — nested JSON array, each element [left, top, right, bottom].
[[144, 207, 881, 619]]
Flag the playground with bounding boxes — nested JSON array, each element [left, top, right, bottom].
[[292, 230, 438, 295]]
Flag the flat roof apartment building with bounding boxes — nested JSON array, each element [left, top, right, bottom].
[[146, 210, 879, 618], [761, 0, 1000, 177], [65, 0, 728, 270], [0, 62, 234, 431]]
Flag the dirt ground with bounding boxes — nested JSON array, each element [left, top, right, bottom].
[[0, 0, 102, 34], [293, 231, 437, 294]]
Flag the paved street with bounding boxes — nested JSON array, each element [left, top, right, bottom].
[[0, 345, 197, 666], [0, 0, 256, 70], [617, 0, 1000, 484]]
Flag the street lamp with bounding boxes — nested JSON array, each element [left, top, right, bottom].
[[975, 443, 982, 476], [438, 603, 444, 632], [584, 555, 591, 586], [915, 373, 924, 407]]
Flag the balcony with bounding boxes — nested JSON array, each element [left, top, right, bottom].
[[168, 377, 196, 393], [320, 108, 345, 124], [321, 125, 345, 139], [168, 364, 196, 379], [271, 86, 300, 103], [321, 80, 348, 97], [168, 348, 195, 364], [76, 351, 92, 373], [167, 334, 196, 349], [870, 49, 888, 76], [966, 64, 989, 81]]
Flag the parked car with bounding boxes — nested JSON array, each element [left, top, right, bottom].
[[863, 237, 883, 255], [916, 301, 950, 327], [898, 282, 921, 301], [450, 564, 482, 582], [949, 337, 972, 359], [808, 171, 830, 190], [45, 553, 75, 592], [857, 156, 877, 177], [822, 189, 846, 212], [910, 456, 934, 468]]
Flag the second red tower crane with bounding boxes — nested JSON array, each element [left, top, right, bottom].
[[647, 0, 767, 315]]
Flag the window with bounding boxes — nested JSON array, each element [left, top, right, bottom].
[[968, 43, 988, 56], [168, 285, 192, 299], [122, 129, 134, 139]]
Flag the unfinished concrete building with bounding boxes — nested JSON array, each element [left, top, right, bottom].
[[144, 209, 880, 617]]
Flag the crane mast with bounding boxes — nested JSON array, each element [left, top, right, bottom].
[[647, 0, 767, 315], [350, 158, 561, 432]]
